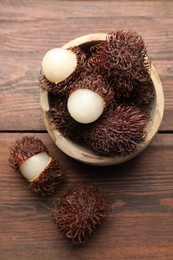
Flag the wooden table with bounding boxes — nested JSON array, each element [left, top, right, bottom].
[[0, 1, 173, 259]]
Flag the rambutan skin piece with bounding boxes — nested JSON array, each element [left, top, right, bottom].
[[82, 105, 148, 157], [51, 183, 110, 244], [28, 158, 64, 196]]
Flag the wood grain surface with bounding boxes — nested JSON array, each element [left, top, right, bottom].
[[0, 1, 173, 259]]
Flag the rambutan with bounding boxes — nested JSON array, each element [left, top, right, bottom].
[[9, 136, 64, 196], [51, 183, 110, 244], [39, 46, 86, 96], [88, 31, 153, 100], [82, 104, 148, 157]]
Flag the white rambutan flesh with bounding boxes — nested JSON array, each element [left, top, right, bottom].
[[42, 48, 77, 83], [19, 151, 51, 182], [67, 89, 105, 124]]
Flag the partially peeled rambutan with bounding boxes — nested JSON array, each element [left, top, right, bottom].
[[69, 72, 115, 108], [47, 95, 86, 140], [51, 183, 110, 244], [82, 104, 148, 157], [9, 136, 64, 196], [39, 46, 86, 96]]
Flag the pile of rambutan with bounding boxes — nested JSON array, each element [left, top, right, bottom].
[[8, 31, 156, 245], [39, 30, 154, 157]]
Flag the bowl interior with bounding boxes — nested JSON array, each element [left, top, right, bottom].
[[40, 34, 164, 166]]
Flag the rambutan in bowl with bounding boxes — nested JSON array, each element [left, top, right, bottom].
[[40, 33, 164, 166]]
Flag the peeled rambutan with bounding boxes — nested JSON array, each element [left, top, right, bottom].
[[39, 46, 86, 96], [82, 104, 148, 157], [51, 183, 110, 244], [9, 136, 64, 196]]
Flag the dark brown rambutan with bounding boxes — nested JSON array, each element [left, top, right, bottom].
[[39, 46, 86, 96], [9, 136, 64, 196], [82, 104, 148, 157], [51, 183, 110, 244], [88, 31, 153, 100]]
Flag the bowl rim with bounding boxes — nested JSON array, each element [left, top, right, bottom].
[[40, 33, 164, 166]]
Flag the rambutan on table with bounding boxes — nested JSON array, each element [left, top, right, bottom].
[[0, 1, 173, 259]]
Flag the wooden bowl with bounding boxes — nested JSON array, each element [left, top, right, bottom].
[[40, 33, 164, 166]]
